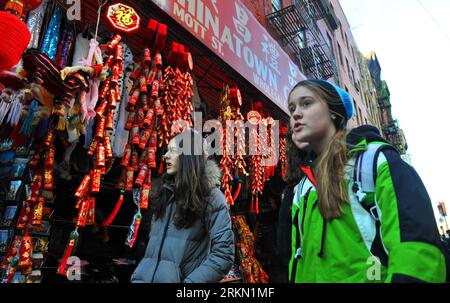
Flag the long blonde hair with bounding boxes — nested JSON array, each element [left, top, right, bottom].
[[314, 130, 348, 219]]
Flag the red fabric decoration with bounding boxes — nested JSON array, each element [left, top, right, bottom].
[[0, 11, 30, 72]]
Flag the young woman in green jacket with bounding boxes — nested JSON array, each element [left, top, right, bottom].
[[287, 79, 447, 283]]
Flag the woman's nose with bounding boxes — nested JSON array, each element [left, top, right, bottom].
[[292, 107, 303, 120]]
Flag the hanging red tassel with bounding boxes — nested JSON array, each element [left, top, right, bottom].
[[232, 183, 241, 203], [58, 229, 79, 276], [102, 190, 125, 227], [250, 198, 254, 213], [255, 197, 260, 215]]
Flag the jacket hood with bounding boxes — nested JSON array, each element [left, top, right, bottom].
[[346, 125, 388, 146], [204, 159, 221, 191]]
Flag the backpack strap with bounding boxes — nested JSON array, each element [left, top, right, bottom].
[[352, 143, 397, 219], [351, 143, 397, 267]]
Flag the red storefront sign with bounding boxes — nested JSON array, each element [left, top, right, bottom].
[[107, 3, 141, 33], [151, 0, 305, 114]]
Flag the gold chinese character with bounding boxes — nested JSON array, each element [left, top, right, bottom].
[[115, 7, 134, 26]]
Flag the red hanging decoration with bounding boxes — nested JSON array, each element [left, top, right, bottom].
[[280, 124, 288, 179], [17, 230, 32, 270], [102, 190, 125, 227], [248, 110, 264, 214], [106, 3, 141, 34], [0, 11, 30, 72], [57, 230, 79, 276]]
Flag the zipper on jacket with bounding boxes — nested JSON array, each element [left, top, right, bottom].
[[290, 208, 301, 283], [290, 186, 312, 283], [300, 188, 312, 243], [150, 200, 175, 282]]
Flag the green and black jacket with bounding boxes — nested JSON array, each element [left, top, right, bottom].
[[289, 125, 447, 283]]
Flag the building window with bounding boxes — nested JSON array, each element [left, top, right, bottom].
[[346, 57, 351, 81], [351, 69, 356, 88], [337, 42, 343, 66], [298, 31, 305, 49], [344, 33, 349, 50], [355, 103, 360, 125], [359, 107, 363, 125], [272, 0, 282, 12], [339, 20, 344, 39], [326, 32, 333, 52]]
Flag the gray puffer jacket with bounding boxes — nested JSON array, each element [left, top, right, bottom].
[[130, 160, 235, 283]]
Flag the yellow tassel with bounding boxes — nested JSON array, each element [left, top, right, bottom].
[[55, 117, 66, 131]]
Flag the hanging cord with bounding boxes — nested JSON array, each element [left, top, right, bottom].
[[94, 0, 109, 42]]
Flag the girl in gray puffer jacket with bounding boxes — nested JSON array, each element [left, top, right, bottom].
[[131, 130, 235, 283]]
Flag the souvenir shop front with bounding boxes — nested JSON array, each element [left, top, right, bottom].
[[0, 0, 305, 283]]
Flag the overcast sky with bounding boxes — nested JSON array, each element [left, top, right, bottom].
[[339, 0, 450, 229]]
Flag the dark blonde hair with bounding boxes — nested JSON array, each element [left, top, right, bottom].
[[287, 80, 350, 219]]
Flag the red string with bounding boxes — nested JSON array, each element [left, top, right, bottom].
[[101, 193, 124, 227], [232, 183, 241, 203]]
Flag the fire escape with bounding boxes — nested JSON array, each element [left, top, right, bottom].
[[266, 0, 338, 80]]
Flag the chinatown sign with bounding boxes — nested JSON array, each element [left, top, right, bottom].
[[151, 0, 305, 114], [107, 3, 141, 33]]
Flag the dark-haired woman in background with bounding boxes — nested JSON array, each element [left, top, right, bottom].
[[131, 130, 234, 283]]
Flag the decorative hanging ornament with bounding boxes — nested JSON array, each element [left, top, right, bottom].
[[0, 11, 30, 72], [247, 110, 262, 125], [106, 2, 141, 34], [229, 87, 242, 107]]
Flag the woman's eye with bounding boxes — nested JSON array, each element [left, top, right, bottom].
[[288, 105, 295, 113]]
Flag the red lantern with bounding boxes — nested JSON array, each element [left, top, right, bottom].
[[106, 3, 141, 34], [0, 11, 30, 72]]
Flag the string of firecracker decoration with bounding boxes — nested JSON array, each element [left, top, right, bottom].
[[58, 35, 123, 276], [2, 125, 56, 282], [111, 46, 161, 247], [219, 86, 248, 208], [159, 66, 194, 147], [232, 215, 269, 283], [262, 116, 277, 181], [219, 86, 234, 208], [247, 109, 264, 214], [232, 107, 247, 204], [280, 124, 288, 179]]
